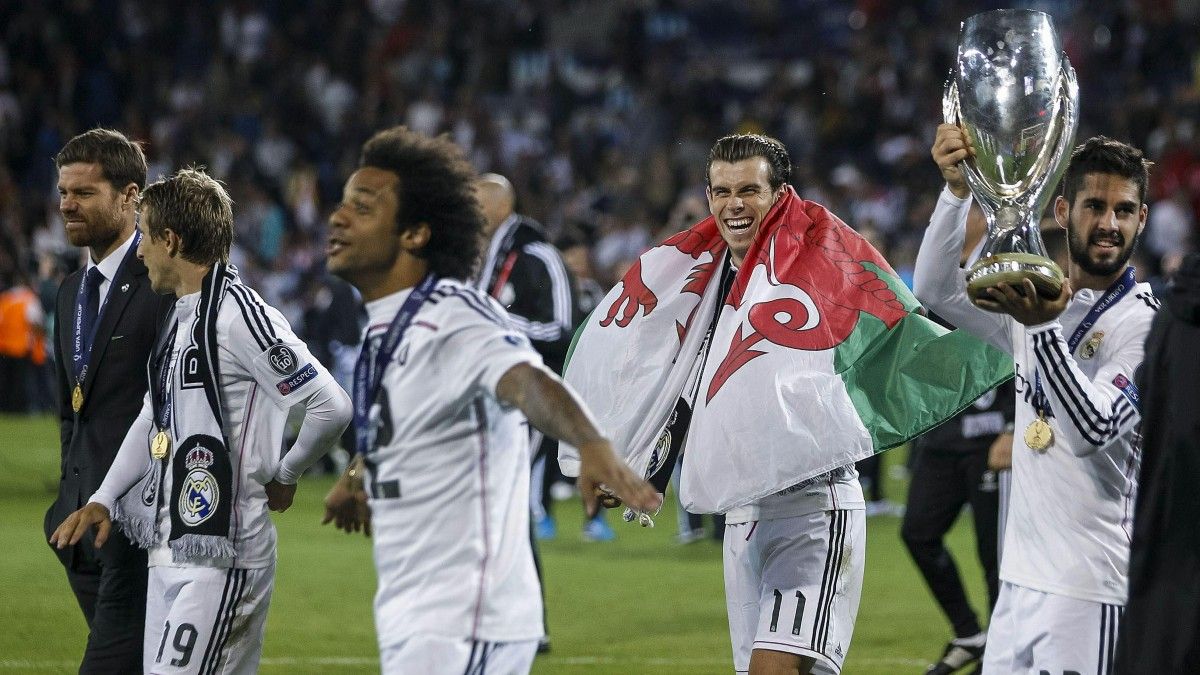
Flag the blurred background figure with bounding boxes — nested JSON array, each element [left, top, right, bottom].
[[0, 1, 1196, 416], [1115, 252, 1200, 674]]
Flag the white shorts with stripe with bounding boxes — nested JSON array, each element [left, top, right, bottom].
[[983, 581, 1122, 675], [380, 634, 538, 674], [143, 564, 274, 675], [723, 509, 866, 674]]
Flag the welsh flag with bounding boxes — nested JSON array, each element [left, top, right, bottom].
[[560, 187, 1012, 514]]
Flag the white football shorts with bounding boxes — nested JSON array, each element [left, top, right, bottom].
[[143, 563, 274, 675], [380, 634, 538, 674], [984, 581, 1122, 675], [724, 508, 865, 674]]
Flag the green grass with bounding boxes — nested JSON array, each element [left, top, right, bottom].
[[0, 415, 990, 674]]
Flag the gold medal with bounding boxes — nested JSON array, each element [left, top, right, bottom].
[[1024, 415, 1054, 452], [150, 430, 170, 460], [1080, 331, 1104, 359], [71, 385, 83, 413]]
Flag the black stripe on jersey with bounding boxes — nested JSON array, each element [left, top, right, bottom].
[[1097, 604, 1107, 675], [225, 284, 271, 348], [464, 640, 494, 674], [1045, 326, 1133, 439], [1033, 332, 1107, 444], [811, 510, 846, 652], [229, 285, 280, 351], [1135, 292, 1160, 311], [1045, 329, 1139, 443], [204, 569, 249, 675], [448, 289, 510, 327]]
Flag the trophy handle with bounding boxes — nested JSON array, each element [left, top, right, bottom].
[[942, 78, 1004, 217], [1022, 61, 1080, 218]]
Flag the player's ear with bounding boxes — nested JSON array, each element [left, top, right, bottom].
[[399, 222, 431, 252], [1053, 195, 1069, 230]]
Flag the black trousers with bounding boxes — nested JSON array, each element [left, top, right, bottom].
[[901, 447, 1000, 639], [45, 507, 148, 674]]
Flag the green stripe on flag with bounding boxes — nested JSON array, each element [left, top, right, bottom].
[[835, 264, 1013, 451]]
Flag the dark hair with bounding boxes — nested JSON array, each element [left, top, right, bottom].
[[140, 168, 234, 266], [55, 128, 148, 192], [359, 126, 483, 281], [706, 134, 792, 190], [1061, 136, 1152, 205]]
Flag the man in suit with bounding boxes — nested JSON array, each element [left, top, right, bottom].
[[43, 128, 170, 673]]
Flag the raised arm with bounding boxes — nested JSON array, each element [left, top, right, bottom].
[[914, 124, 1013, 353]]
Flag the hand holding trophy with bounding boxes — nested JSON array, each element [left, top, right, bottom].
[[944, 9, 1079, 305]]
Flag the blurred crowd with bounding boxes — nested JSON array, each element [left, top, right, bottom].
[[1, 0, 1197, 413]]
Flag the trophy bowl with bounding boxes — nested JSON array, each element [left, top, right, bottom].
[[944, 9, 1078, 303]]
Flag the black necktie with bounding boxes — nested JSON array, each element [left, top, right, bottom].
[[81, 267, 104, 349]]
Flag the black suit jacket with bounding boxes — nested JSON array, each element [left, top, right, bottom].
[[45, 249, 172, 568]]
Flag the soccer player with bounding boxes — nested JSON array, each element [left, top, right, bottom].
[[562, 133, 1006, 675], [44, 128, 171, 673], [320, 126, 659, 674], [917, 126, 1157, 674], [51, 168, 352, 674]]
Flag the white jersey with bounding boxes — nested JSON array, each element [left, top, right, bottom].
[[915, 188, 1156, 605], [362, 279, 544, 648], [93, 286, 346, 569]]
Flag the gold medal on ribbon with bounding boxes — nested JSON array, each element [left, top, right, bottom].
[[1024, 414, 1054, 452], [150, 430, 170, 460], [1080, 331, 1104, 359], [71, 385, 83, 413]]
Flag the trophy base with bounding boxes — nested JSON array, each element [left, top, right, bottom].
[[966, 253, 1064, 303]]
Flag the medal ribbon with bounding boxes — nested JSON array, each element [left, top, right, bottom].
[[353, 274, 438, 456], [72, 232, 141, 385], [150, 323, 179, 435], [1032, 267, 1136, 415]]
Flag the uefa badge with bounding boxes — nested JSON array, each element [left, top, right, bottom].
[[179, 445, 219, 526]]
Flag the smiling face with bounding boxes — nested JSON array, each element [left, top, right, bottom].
[[706, 157, 783, 267], [1057, 172, 1146, 286], [326, 167, 411, 300], [57, 162, 136, 261]]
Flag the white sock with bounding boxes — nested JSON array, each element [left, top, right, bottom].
[[952, 631, 986, 648]]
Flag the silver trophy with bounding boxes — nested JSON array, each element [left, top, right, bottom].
[[944, 9, 1078, 301]]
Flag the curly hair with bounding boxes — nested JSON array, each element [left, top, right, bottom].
[[706, 134, 792, 190], [1061, 136, 1153, 206], [359, 127, 483, 281]]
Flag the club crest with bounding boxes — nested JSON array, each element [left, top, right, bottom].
[[179, 445, 218, 526], [1080, 331, 1104, 359]]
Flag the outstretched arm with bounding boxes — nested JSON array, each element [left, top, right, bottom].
[[496, 362, 660, 516]]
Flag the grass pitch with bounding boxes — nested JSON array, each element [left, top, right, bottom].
[[0, 414, 989, 673]]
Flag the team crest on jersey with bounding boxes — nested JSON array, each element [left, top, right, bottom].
[[1080, 331, 1104, 359], [179, 446, 219, 526], [267, 344, 298, 375]]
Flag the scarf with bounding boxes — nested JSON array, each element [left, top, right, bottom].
[[115, 263, 239, 562], [561, 187, 1012, 514]]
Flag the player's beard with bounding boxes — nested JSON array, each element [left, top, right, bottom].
[[65, 203, 124, 252], [1066, 217, 1140, 278]]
